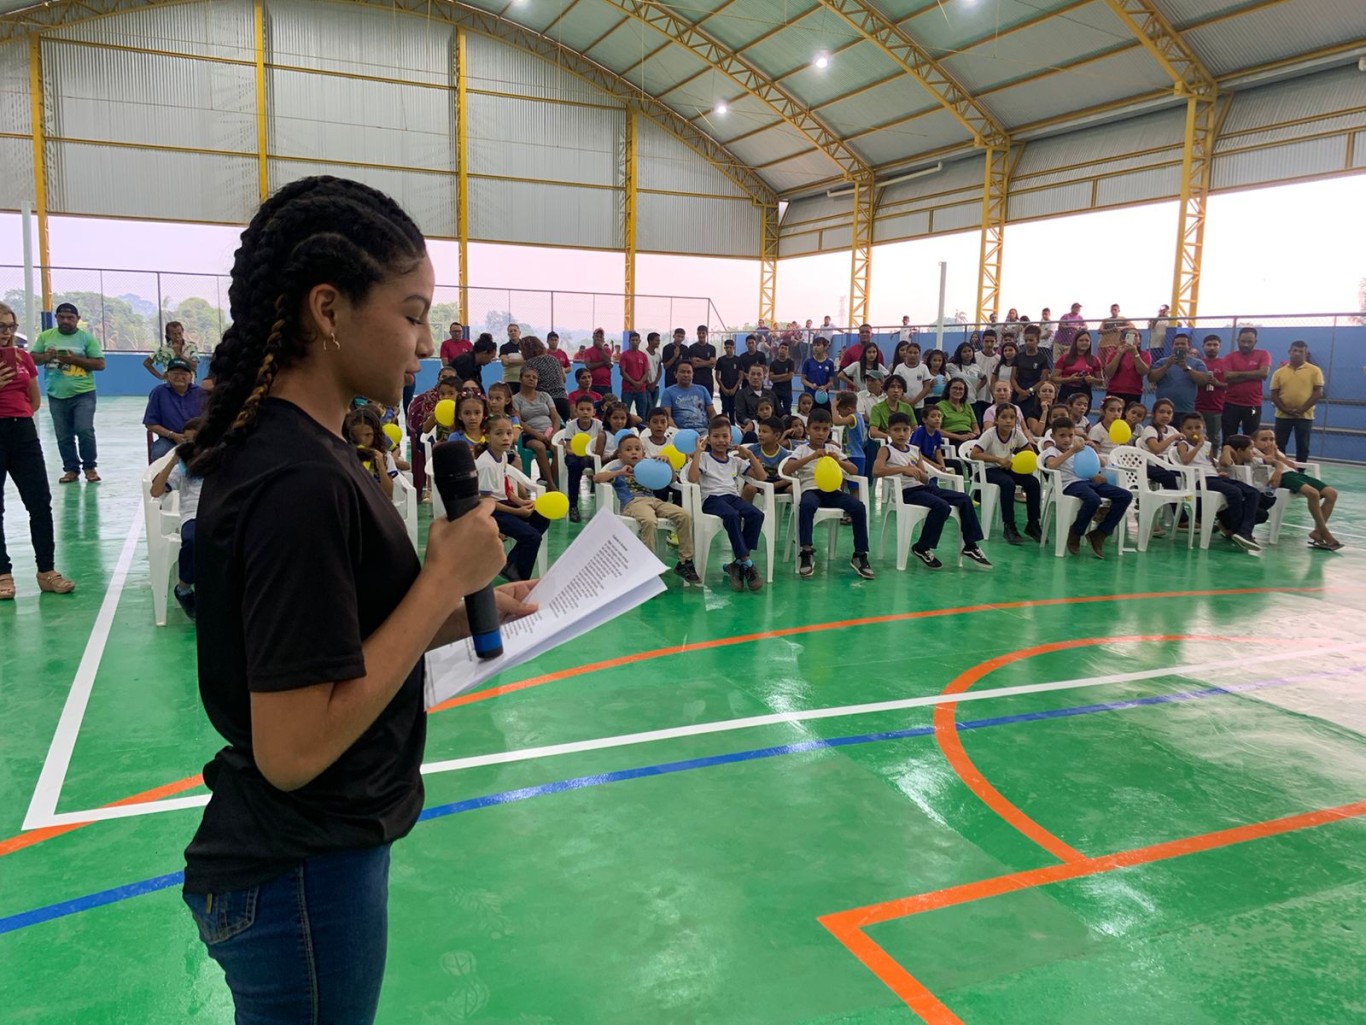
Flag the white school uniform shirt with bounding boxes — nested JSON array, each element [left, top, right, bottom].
[[1039, 441, 1084, 486], [1087, 422, 1120, 459], [788, 441, 843, 486], [972, 425, 1029, 461], [695, 450, 748, 499], [165, 461, 203, 527], [1181, 438, 1217, 474], [641, 428, 676, 458], [1140, 424, 1178, 458], [882, 442, 926, 490], [892, 362, 932, 399], [475, 448, 516, 500], [600, 426, 635, 460], [565, 417, 602, 450]]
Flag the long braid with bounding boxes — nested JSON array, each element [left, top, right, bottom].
[[188, 176, 426, 476]]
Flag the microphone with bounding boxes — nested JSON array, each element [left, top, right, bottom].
[[431, 440, 503, 660]]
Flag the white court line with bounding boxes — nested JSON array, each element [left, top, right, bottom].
[[22, 509, 144, 832], [31, 641, 1366, 829]]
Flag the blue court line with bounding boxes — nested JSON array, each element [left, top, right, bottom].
[[0, 666, 1355, 939]]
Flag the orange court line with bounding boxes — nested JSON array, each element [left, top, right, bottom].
[[0, 585, 1339, 857]]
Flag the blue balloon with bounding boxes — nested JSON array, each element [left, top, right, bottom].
[[672, 429, 699, 455], [1072, 446, 1101, 479], [633, 458, 672, 491], [614, 428, 635, 444], [730, 426, 743, 445], [814, 390, 829, 404], [1103, 467, 1121, 486]]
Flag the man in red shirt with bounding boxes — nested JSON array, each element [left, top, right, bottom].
[[1220, 326, 1271, 440], [618, 331, 651, 420], [1195, 333, 1228, 449], [583, 328, 614, 396], [438, 321, 468, 365], [546, 331, 571, 371], [839, 323, 878, 371]]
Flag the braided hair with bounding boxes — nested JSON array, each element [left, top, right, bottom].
[[188, 176, 426, 475]]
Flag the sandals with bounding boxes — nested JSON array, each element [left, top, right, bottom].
[[58, 471, 79, 484], [36, 570, 76, 594], [1308, 538, 1344, 551], [0, 574, 14, 600]]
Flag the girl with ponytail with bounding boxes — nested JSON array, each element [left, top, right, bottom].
[[182, 177, 535, 1024]]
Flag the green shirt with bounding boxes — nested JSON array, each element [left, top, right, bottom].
[[936, 399, 978, 435], [31, 327, 102, 398], [870, 398, 917, 433]]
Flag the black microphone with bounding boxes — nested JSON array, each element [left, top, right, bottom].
[[431, 440, 503, 660]]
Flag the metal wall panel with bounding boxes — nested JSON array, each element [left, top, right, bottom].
[[45, 43, 257, 152], [1219, 66, 1366, 150], [0, 136, 33, 210], [269, 68, 453, 170], [0, 41, 28, 135], [778, 230, 822, 258], [1212, 137, 1348, 192], [468, 177, 619, 250], [636, 117, 749, 200], [267, 158, 456, 237], [637, 192, 758, 257], [266, 0, 450, 86], [49, 142, 257, 222], [49, 0, 254, 62], [1007, 180, 1094, 221], [463, 30, 613, 107], [932, 200, 982, 235], [1094, 165, 1180, 208], [466, 92, 621, 187]]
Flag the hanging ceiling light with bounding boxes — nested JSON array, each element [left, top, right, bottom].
[[813, 52, 830, 69], [714, 101, 728, 114]]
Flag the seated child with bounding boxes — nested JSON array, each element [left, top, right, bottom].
[[1175, 412, 1262, 552], [563, 395, 601, 522], [983, 379, 1031, 440], [595, 435, 700, 584], [567, 368, 599, 412], [449, 392, 488, 451], [1065, 392, 1091, 432], [875, 412, 990, 569], [1250, 426, 1341, 550], [909, 405, 949, 474], [1122, 402, 1147, 445], [595, 403, 635, 462], [793, 392, 814, 424], [640, 407, 677, 458], [783, 408, 874, 580], [740, 396, 776, 444], [1085, 395, 1127, 461], [1138, 398, 1184, 489], [150, 417, 203, 621], [968, 403, 1041, 544], [477, 415, 549, 581], [1040, 415, 1133, 558], [422, 378, 460, 442], [687, 416, 767, 592], [346, 406, 398, 500], [743, 416, 792, 504], [782, 415, 807, 447]]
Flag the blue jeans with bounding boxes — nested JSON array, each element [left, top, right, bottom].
[[493, 508, 548, 581], [183, 844, 391, 1025], [798, 489, 869, 552], [179, 519, 196, 585], [902, 483, 984, 550], [702, 493, 763, 561], [150, 435, 177, 461], [49, 391, 97, 472], [1064, 480, 1132, 537], [623, 391, 651, 421]]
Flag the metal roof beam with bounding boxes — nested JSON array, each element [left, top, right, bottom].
[[1101, 0, 1217, 97]]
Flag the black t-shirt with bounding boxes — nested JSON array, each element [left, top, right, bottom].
[[1015, 349, 1052, 391], [769, 358, 794, 392], [716, 354, 742, 390], [449, 352, 483, 388], [499, 340, 520, 359], [739, 351, 768, 374], [689, 341, 717, 391], [184, 398, 426, 893], [662, 342, 684, 388]]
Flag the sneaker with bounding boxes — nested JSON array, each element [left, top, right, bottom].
[[850, 553, 875, 579], [667, 531, 680, 548], [798, 549, 815, 578], [673, 560, 702, 585], [1024, 522, 1042, 543], [910, 547, 943, 569], [568, 505, 581, 523], [745, 564, 764, 591], [963, 546, 993, 568], [1231, 533, 1262, 553], [1086, 529, 1106, 559], [174, 586, 196, 622], [726, 561, 745, 592], [1002, 525, 1024, 546], [1066, 532, 1081, 556]]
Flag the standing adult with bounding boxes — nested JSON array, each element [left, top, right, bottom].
[[449, 335, 497, 391], [499, 322, 523, 384], [1195, 334, 1228, 450], [1098, 303, 1137, 365], [1101, 331, 1151, 408], [1147, 332, 1210, 418], [738, 333, 767, 377], [1051, 332, 1104, 404], [1037, 308, 1054, 357], [179, 177, 530, 1024], [1012, 325, 1053, 419], [644, 331, 663, 408], [144, 357, 207, 460], [1054, 302, 1085, 358], [29, 301, 105, 483], [1148, 305, 1176, 356], [0, 301, 73, 599], [715, 338, 743, 421], [545, 331, 571, 373], [438, 321, 467, 365], [143, 321, 201, 381], [688, 324, 717, 396], [840, 323, 880, 374], [661, 328, 687, 390], [519, 335, 569, 422], [1270, 340, 1323, 463], [618, 331, 651, 420], [768, 341, 795, 418], [1221, 326, 1271, 440], [582, 329, 614, 396]]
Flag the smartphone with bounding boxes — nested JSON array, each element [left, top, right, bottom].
[[0, 347, 18, 373]]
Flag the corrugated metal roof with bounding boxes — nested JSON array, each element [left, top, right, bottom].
[[0, 39, 28, 135], [464, 30, 620, 108], [268, 0, 450, 86], [637, 191, 759, 257], [852, 108, 977, 166], [775, 40, 899, 110], [1220, 65, 1366, 137], [47, 0, 253, 62], [900, 0, 1086, 57], [1183, 0, 1366, 78], [981, 47, 1173, 129]]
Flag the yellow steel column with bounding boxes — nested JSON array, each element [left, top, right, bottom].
[[1170, 95, 1217, 321], [28, 35, 51, 306], [758, 203, 778, 327], [975, 145, 1009, 324], [253, 0, 268, 201], [455, 27, 470, 322], [623, 108, 637, 328], [849, 176, 875, 327]]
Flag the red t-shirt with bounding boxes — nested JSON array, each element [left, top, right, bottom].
[[1223, 349, 1270, 407], [1105, 349, 1149, 395], [1195, 355, 1227, 413], [0, 347, 37, 419], [584, 345, 613, 390], [619, 349, 650, 389], [1055, 354, 1101, 383], [439, 337, 471, 364], [549, 347, 570, 369]]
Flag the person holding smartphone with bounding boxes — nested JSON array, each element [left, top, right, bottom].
[[0, 301, 74, 599]]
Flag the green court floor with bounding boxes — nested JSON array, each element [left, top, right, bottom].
[[2, 397, 1364, 1024]]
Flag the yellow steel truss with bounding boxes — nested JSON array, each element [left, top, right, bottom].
[[455, 27, 470, 322], [975, 146, 1010, 325], [27, 35, 51, 305], [252, 0, 267, 201], [758, 203, 779, 327], [623, 108, 638, 328], [849, 178, 877, 327]]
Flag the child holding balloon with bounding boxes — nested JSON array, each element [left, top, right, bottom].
[[595, 404, 635, 462], [1040, 416, 1132, 558], [968, 404, 1042, 545], [477, 415, 550, 581], [345, 407, 398, 499], [1086, 395, 1129, 460], [687, 416, 767, 592], [563, 395, 602, 522], [784, 408, 874, 580], [594, 436, 700, 585], [422, 378, 460, 443]]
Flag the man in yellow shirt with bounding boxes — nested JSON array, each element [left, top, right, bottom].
[[1270, 340, 1324, 463]]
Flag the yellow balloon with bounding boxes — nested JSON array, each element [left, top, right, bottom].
[[569, 432, 591, 457], [813, 455, 843, 493], [1010, 450, 1038, 475], [661, 444, 686, 471], [1108, 419, 1132, 444], [434, 399, 456, 427], [382, 422, 403, 448], [534, 491, 570, 520]]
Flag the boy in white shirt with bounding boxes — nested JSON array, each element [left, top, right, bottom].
[[783, 408, 874, 580], [595, 435, 701, 584], [476, 415, 549, 581], [149, 418, 203, 620], [1040, 415, 1132, 558], [687, 416, 767, 592], [1175, 412, 1262, 551], [640, 407, 676, 458], [875, 412, 990, 568], [968, 404, 1041, 545], [563, 395, 602, 522]]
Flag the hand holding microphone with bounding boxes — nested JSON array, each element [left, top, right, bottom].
[[429, 440, 506, 659]]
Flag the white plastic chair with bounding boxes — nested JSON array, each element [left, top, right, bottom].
[[595, 480, 681, 560], [777, 466, 872, 572], [1159, 452, 1229, 550], [956, 439, 1001, 539], [1038, 466, 1128, 558], [431, 456, 548, 578], [391, 472, 419, 551], [679, 478, 778, 583], [876, 470, 965, 570], [141, 451, 182, 627], [1226, 464, 1291, 544], [1107, 447, 1195, 551]]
